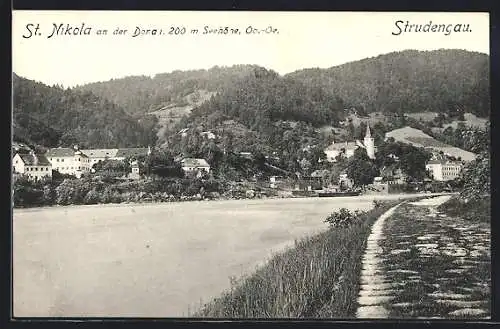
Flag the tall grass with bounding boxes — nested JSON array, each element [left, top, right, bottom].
[[194, 200, 401, 318], [438, 195, 491, 222]]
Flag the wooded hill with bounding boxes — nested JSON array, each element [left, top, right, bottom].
[[77, 49, 489, 120], [76, 65, 263, 115], [13, 73, 158, 149], [286, 49, 489, 118], [13, 49, 489, 150]]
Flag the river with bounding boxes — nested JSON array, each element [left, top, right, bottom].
[[13, 193, 430, 317]]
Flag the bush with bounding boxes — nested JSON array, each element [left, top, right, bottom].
[[55, 178, 93, 205], [324, 208, 365, 228], [13, 181, 44, 207], [83, 188, 101, 205], [42, 184, 55, 205]]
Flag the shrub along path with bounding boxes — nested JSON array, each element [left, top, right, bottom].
[[356, 195, 491, 319]]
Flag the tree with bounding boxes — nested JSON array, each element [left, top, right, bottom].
[[375, 140, 431, 182], [398, 144, 432, 182], [460, 150, 490, 202], [93, 159, 130, 177], [346, 148, 379, 187]]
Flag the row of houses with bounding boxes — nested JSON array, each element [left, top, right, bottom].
[[12, 145, 211, 181], [43, 146, 152, 177]]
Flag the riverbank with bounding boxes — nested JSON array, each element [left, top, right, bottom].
[[13, 192, 448, 212], [193, 199, 406, 317], [13, 196, 386, 317]]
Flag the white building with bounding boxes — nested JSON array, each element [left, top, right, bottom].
[[181, 158, 210, 177], [269, 176, 283, 189], [200, 131, 216, 140], [45, 146, 92, 178], [426, 160, 463, 181], [128, 160, 141, 180], [339, 173, 354, 189], [12, 152, 52, 181], [325, 124, 376, 162], [80, 149, 119, 166]]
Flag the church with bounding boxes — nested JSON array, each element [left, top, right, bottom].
[[324, 124, 376, 162]]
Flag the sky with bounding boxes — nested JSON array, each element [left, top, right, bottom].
[[12, 11, 490, 87]]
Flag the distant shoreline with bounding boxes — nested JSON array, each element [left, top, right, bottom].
[[12, 192, 449, 212]]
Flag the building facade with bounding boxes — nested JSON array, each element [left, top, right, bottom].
[[128, 160, 141, 180], [46, 146, 152, 177], [426, 160, 463, 181], [324, 124, 376, 162], [181, 158, 210, 177], [45, 147, 92, 178], [12, 152, 52, 181], [80, 149, 119, 166]]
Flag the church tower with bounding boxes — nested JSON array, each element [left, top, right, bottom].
[[364, 124, 375, 159]]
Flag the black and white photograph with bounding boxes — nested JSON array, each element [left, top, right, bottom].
[[11, 11, 491, 319]]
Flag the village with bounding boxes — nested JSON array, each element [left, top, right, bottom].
[[12, 123, 475, 202], [12, 9, 491, 320]]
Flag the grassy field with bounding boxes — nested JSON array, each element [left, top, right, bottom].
[[193, 200, 401, 318]]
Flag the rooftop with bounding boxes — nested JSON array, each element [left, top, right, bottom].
[[17, 153, 51, 166], [45, 148, 76, 157], [426, 159, 463, 166], [181, 158, 210, 167], [80, 149, 119, 158], [325, 141, 358, 151], [115, 148, 150, 158], [78, 148, 150, 159]]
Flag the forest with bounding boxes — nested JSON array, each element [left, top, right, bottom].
[[77, 49, 489, 120], [13, 74, 159, 148], [287, 49, 489, 118], [13, 49, 489, 159]]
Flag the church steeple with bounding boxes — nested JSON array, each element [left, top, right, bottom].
[[363, 123, 375, 159]]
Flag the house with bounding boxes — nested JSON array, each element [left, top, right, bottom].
[[128, 160, 141, 180], [324, 124, 376, 162], [45, 146, 92, 178], [325, 141, 358, 161], [425, 160, 463, 181], [181, 158, 210, 177], [12, 151, 52, 181], [200, 131, 216, 140], [80, 149, 119, 166], [338, 173, 354, 190], [380, 166, 407, 185], [269, 176, 283, 189]]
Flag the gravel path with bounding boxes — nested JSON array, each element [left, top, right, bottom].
[[356, 203, 402, 318], [356, 196, 490, 319]]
